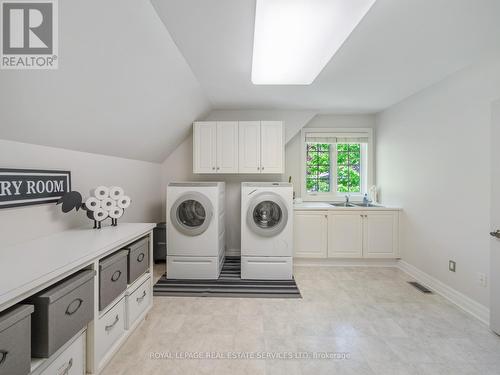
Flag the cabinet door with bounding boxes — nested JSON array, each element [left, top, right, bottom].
[[238, 121, 261, 173], [193, 122, 216, 173], [364, 211, 399, 258], [328, 212, 363, 258], [294, 211, 328, 258], [260, 121, 284, 173], [216, 121, 239, 173]]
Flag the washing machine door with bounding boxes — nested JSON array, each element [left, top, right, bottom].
[[247, 192, 288, 237], [171, 192, 213, 236]]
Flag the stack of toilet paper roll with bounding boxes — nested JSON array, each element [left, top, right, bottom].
[[84, 186, 131, 222]]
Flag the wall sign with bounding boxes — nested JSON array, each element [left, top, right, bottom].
[[0, 169, 71, 209]]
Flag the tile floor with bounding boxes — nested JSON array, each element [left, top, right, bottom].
[[101, 264, 500, 375]]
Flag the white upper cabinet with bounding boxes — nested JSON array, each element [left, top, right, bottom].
[[194, 121, 284, 174], [216, 121, 239, 173], [193, 122, 217, 173], [193, 121, 238, 174], [260, 121, 284, 173], [238, 121, 262, 173]]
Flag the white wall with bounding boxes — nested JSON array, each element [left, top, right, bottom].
[[161, 133, 284, 253], [286, 114, 376, 198], [376, 55, 500, 307], [161, 113, 375, 252], [161, 109, 318, 252], [0, 140, 162, 248]]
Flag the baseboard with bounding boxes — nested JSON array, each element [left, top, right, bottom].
[[398, 260, 490, 325], [294, 258, 399, 267]]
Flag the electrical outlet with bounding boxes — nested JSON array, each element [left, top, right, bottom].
[[449, 260, 456, 272], [478, 273, 487, 287]]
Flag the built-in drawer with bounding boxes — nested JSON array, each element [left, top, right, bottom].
[[39, 332, 85, 375], [95, 298, 125, 367], [27, 270, 95, 358], [125, 238, 149, 285], [0, 304, 34, 375], [125, 276, 151, 329], [241, 256, 293, 280], [99, 251, 128, 311], [166, 256, 220, 279]]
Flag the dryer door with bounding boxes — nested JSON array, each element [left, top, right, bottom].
[[247, 192, 288, 237], [171, 192, 214, 236]]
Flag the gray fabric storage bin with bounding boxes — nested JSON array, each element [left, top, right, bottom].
[[125, 237, 149, 284], [27, 269, 95, 358], [0, 304, 34, 375], [99, 250, 128, 311]]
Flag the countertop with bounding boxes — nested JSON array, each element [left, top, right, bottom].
[[0, 223, 155, 311], [293, 202, 401, 211]]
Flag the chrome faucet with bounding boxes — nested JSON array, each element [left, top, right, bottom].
[[345, 195, 350, 204]]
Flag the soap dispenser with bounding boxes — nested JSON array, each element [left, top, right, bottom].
[[363, 193, 369, 206]]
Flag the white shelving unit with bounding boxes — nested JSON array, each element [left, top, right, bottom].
[[0, 223, 155, 375]]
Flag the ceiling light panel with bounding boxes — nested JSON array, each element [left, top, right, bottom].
[[252, 0, 377, 85]]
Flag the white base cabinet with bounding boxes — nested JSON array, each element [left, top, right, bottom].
[[328, 212, 364, 258], [363, 211, 399, 258], [293, 211, 328, 258], [294, 209, 399, 259]]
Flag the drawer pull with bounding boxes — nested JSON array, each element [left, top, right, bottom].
[[105, 315, 120, 331], [0, 350, 8, 366], [65, 298, 83, 316], [137, 252, 145, 262], [60, 358, 73, 375], [111, 270, 122, 282], [136, 290, 147, 303]]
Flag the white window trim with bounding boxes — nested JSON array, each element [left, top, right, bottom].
[[300, 128, 374, 202]]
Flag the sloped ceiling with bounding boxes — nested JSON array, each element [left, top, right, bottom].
[[2, 0, 500, 162], [0, 0, 210, 163], [152, 0, 500, 112]]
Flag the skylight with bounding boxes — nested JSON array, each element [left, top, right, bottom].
[[251, 0, 377, 85]]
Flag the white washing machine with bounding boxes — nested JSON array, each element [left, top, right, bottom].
[[241, 182, 293, 280], [166, 182, 225, 279]]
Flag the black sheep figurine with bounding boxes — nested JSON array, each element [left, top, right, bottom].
[[57, 191, 83, 213]]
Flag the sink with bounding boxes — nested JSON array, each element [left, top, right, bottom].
[[330, 202, 357, 207], [352, 203, 383, 208]]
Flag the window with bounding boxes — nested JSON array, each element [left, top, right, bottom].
[[301, 128, 373, 201], [336, 143, 361, 193], [306, 143, 331, 193]]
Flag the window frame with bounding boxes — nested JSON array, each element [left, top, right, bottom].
[[300, 128, 374, 202]]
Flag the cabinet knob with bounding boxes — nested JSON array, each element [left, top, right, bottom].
[[217, 167, 220, 170], [261, 166, 264, 170], [212, 167, 215, 170], [257, 167, 260, 171]]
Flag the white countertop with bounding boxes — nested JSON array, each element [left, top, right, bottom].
[[293, 202, 401, 211], [0, 223, 155, 311]]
